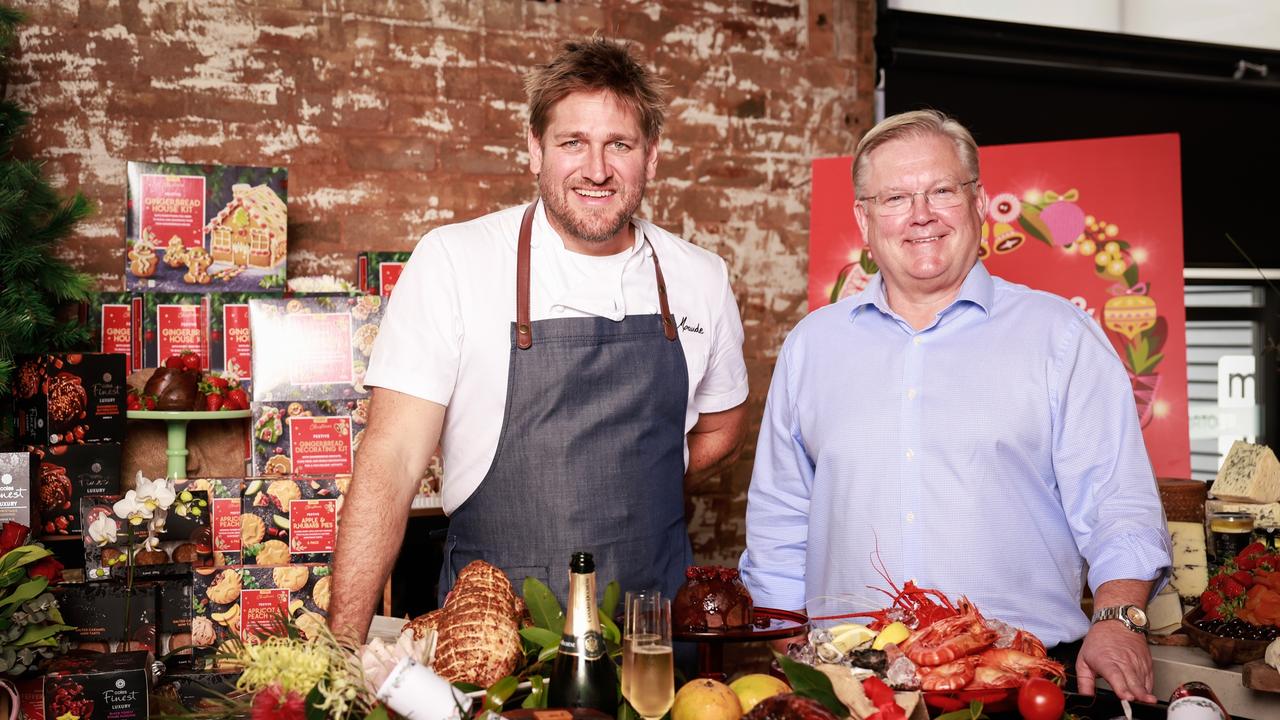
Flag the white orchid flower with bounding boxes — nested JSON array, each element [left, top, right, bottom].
[[149, 507, 168, 534], [133, 472, 177, 514], [86, 513, 119, 546], [141, 532, 161, 552], [113, 490, 150, 525]]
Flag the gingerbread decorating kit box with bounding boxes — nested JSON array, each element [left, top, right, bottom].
[[356, 250, 411, 299], [125, 162, 287, 293], [248, 295, 383, 402], [249, 399, 367, 476], [13, 353, 127, 446]]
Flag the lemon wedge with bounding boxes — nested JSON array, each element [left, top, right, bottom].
[[829, 623, 877, 653], [871, 621, 910, 650]]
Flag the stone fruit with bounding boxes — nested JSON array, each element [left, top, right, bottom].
[[672, 678, 742, 720], [871, 621, 910, 650], [730, 673, 790, 713]]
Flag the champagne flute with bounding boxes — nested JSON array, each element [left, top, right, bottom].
[[623, 594, 674, 720], [620, 590, 657, 701]]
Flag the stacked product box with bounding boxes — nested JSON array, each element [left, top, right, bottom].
[[83, 293, 144, 374], [11, 353, 126, 559], [56, 582, 156, 653], [179, 477, 243, 566], [125, 161, 287, 294], [43, 650, 150, 719], [356, 250, 411, 300], [0, 451, 34, 526], [248, 294, 382, 475], [191, 475, 341, 662]]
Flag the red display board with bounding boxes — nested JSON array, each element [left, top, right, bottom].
[[808, 134, 1189, 477]]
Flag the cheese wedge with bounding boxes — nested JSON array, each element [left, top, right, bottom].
[[1147, 585, 1184, 635], [1211, 441, 1280, 503], [1204, 499, 1280, 528], [1168, 520, 1209, 599]]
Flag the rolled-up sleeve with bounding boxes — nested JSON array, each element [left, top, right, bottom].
[[1051, 315, 1173, 595], [739, 336, 815, 611]]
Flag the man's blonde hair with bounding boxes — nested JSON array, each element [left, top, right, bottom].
[[852, 110, 979, 196], [525, 38, 668, 145]]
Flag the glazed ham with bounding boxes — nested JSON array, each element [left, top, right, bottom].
[[406, 560, 524, 687]]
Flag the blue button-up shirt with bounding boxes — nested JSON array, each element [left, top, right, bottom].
[[739, 262, 1172, 646]]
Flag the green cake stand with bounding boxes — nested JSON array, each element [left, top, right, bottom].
[[127, 409, 251, 479]]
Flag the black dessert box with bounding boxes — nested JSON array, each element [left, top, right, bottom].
[[153, 656, 240, 712], [44, 650, 149, 720], [13, 353, 127, 445], [81, 490, 212, 580], [0, 451, 34, 526], [56, 581, 156, 651], [30, 443, 121, 536]]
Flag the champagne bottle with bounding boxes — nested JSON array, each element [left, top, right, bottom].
[[1166, 681, 1228, 720], [547, 551, 618, 714]]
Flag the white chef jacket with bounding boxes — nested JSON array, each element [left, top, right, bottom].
[[365, 202, 750, 513]]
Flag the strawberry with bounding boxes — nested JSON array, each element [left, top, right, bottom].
[[164, 355, 184, 369], [1223, 577, 1247, 599], [1231, 569, 1255, 588], [204, 375, 229, 392], [143, 395, 157, 410], [181, 351, 201, 372], [225, 388, 249, 410], [204, 394, 224, 411], [126, 394, 141, 411]]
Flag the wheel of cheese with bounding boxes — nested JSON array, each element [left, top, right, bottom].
[[1158, 477, 1208, 523]]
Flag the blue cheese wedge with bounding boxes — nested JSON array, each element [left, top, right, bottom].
[[1168, 520, 1209, 599], [1210, 441, 1280, 503]]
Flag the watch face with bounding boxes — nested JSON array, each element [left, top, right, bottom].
[[1124, 606, 1148, 626]]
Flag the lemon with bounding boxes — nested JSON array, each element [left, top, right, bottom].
[[829, 623, 877, 653], [871, 621, 910, 650], [729, 673, 790, 714]]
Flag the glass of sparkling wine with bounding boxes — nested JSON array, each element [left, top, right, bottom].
[[621, 590, 659, 701], [623, 594, 674, 720]]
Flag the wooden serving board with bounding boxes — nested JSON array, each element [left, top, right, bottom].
[[1242, 660, 1280, 693]]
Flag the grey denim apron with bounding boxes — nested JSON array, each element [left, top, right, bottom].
[[440, 201, 693, 607]]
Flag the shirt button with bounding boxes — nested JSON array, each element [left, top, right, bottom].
[[906, 512, 915, 523], [907, 388, 917, 400], [913, 337, 922, 346], [905, 449, 914, 460]]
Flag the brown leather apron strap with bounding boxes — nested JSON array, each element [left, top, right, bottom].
[[516, 200, 677, 346], [515, 201, 536, 350], [651, 245, 677, 342]]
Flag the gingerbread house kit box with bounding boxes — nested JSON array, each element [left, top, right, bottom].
[[356, 251, 411, 299], [248, 295, 383, 401], [125, 162, 287, 293], [13, 353, 127, 446], [138, 294, 211, 371], [83, 294, 144, 375], [250, 399, 367, 476]]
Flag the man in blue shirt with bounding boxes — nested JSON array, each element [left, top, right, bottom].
[[740, 110, 1172, 702]]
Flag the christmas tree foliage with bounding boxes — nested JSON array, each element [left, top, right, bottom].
[[0, 5, 94, 395]]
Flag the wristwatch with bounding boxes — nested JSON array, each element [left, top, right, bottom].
[[1091, 604, 1150, 634]]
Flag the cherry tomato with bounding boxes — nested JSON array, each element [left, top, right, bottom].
[[1018, 678, 1065, 720]]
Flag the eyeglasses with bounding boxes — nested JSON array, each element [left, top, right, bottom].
[[861, 178, 979, 216]]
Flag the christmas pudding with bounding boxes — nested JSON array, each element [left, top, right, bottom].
[[143, 367, 199, 411], [673, 565, 755, 632]]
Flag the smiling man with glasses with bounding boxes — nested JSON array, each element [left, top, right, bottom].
[[740, 110, 1172, 704]]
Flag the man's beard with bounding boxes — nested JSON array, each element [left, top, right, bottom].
[[539, 173, 645, 247]]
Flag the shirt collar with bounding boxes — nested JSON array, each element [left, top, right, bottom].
[[848, 260, 994, 324]]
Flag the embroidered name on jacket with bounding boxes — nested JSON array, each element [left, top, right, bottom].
[[677, 316, 705, 335]]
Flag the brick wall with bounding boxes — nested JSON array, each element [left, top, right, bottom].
[[7, 0, 874, 563]]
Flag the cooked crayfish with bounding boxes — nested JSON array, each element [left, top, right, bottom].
[[900, 598, 998, 666], [813, 546, 960, 631]]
